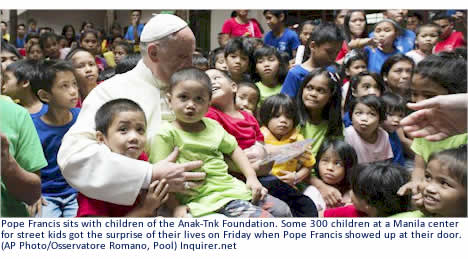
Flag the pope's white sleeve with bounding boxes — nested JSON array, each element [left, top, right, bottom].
[[57, 87, 152, 205]]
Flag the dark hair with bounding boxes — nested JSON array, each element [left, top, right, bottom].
[[95, 98, 146, 136], [80, 21, 94, 31], [343, 10, 368, 42], [299, 20, 318, 33], [296, 68, 343, 137], [381, 92, 406, 115], [263, 10, 287, 20], [98, 68, 116, 81], [341, 49, 368, 78], [278, 51, 291, 64], [65, 47, 93, 61], [169, 67, 212, 98], [115, 53, 141, 74], [17, 23, 26, 29], [350, 162, 411, 216], [26, 42, 43, 58], [224, 37, 255, 78], [380, 54, 415, 81], [114, 41, 133, 55], [80, 29, 99, 43], [428, 144, 467, 189], [407, 11, 423, 21], [414, 52, 467, 94], [237, 80, 260, 107], [194, 47, 208, 58], [57, 35, 66, 43], [259, 93, 298, 127], [307, 22, 344, 47], [373, 19, 402, 38], [110, 35, 124, 45], [39, 27, 53, 33], [349, 95, 386, 123], [431, 11, 453, 23], [415, 23, 441, 37], [314, 139, 358, 187], [252, 46, 288, 83], [31, 59, 74, 95], [224, 37, 254, 58], [334, 10, 348, 20], [5, 59, 41, 84], [209, 47, 225, 69], [1, 41, 22, 59], [39, 32, 57, 50], [192, 53, 209, 69], [344, 71, 385, 112], [61, 24, 76, 41], [25, 32, 40, 44]]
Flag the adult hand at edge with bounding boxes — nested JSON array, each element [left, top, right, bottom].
[[400, 94, 467, 141]]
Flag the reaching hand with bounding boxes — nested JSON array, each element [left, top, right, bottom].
[[397, 180, 424, 209], [141, 179, 170, 214], [246, 177, 268, 204], [27, 197, 47, 217], [151, 147, 205, 192], [278, 170, 296, 187], [318, 184, 343, 208], [400, 94, 467, 141]]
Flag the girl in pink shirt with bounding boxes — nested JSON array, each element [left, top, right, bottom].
[[344, 95, 393, 164]]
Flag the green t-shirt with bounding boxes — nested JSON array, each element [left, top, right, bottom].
[[256, 81, 282, 107], [0, 97, 47, 217], [411, 134, 468, 162], [298, 121, 330, 157], [149, 118, 252, 217]]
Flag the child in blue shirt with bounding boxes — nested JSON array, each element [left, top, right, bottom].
[[381, 92, 407, 166], [365, 19, 402, 74], [2, 59, 48, 119], [281, 23, 343, 98], [263, 10, 301, 59], [31, 60, 81, 217]]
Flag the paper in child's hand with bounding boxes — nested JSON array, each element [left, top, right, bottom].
[[260, 139, 314, 165]]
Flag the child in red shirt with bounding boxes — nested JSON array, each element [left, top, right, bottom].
[[77, 99, 169, 217]]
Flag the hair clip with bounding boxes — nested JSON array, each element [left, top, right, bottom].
[[343, 49, 360, 66], [328, 71, 340, 83]]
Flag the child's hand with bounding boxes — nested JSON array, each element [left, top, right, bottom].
[[317, 184, 343, 208], [397, 180, 424, 209], [365, 37, 379, 48], [278, 170, 296, 187], [142, 179, 170, 215], [246, 177, 268, 204], [296, 147, 315, 168], [173, 205, 190, 218], [27, 197, 47, 217]]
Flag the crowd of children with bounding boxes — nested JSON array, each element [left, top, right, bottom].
[[1, 9, 466, 218]]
